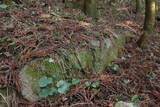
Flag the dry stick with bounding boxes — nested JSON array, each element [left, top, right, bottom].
[[0, 93, 9, 107], [115, 23, 137, 34], [74, 52, 83, 69], [70, 102, 93, 107]]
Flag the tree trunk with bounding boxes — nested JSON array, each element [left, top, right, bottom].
[[156, 0, 160, 20], [83, 0, 98, 19], [137, 0, 156, 47], [155, 0, 158, 14], [144, 0, 156, 32], [136, 0, 142, 13]]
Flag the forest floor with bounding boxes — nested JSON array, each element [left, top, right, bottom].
[[0, 1, 160, 107]]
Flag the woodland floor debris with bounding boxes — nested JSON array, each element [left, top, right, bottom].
[[0, 0, 160, 107]]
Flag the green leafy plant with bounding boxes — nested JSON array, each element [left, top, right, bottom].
[[75, 14, 85, 21], [0, 4, 8, 9], [91, 81, 100, 88], [131, 95, 139, 103], [4, 52, 12, 57], [84, 81, 100, 88], [52, 73, 60, 79], [84, 81, 92, 88], [71, 78, 80, 85], [111, 64, 120, 71], [38, 76, 53, 88], [39, 87, 58, 98], [38, 73, 81, 98], [56, 80, 70, 94], [6, 24, 14, 29], [8, 41, 16, 46]]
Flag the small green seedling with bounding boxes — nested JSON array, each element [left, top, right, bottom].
[[8, 41, 16, 46], [84, 81, 100, 88], [84, 81, 92, 88], [4, 52, 12, 57], [52, 73, 60, 79], [91, 81, 100, 89], [71, 78, 80, 85], [75, 14, 85, 21], [131, 95, 139, 103], [111, 64, 120, 71]]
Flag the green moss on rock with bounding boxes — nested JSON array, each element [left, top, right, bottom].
[[20, 33, 126, 101], [20, 58, 64, 101]]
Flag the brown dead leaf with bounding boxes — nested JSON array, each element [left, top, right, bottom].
[[37, 24, 54, 31], [40, 13, 51, 18], [75, 34, 90, 42], [20, 49, 50, 60]]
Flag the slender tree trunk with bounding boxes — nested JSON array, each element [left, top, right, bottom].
[[155, 0, 158, 14], [83, 0, 98, 19], [136, 0, 142, 13], [144, 0, 156, 32], [156, 0, 160, 20], [64, 0, 98, 19], [155, 0, 159, 17], [137, 0, 156, 47]]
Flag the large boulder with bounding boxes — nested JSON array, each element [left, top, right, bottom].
[[19, 33, 126, 101]]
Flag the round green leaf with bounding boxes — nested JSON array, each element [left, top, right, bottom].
[[52, 73, 60, 78], [49, 87, 58, 95], [39, 87, 58, 98], [91, 81, 100, 88], [0, 4, 8, 9], [84, 81, 92, 88], [38, 76, 53, 88], [131, 95, 139, 102], [111, 64, 120, 71], [56, 80, 70, 94], [71, 79, 80, 85], [39, 88, 50, 98]]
